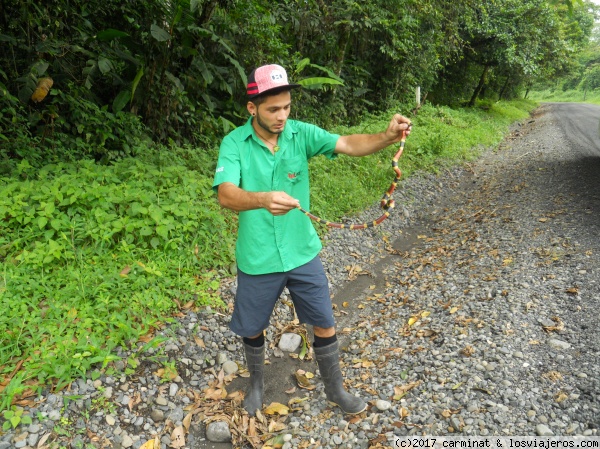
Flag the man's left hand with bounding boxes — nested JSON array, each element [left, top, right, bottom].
[[385, 114, 412, 143]]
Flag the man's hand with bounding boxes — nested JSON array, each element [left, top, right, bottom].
[[217, 183, 300, 215], [259, 191, 300, 216], [385, 114, 412, 144], [335, 113, 412, 157]]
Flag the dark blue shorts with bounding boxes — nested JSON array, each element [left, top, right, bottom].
[[229, 256, 335, 337]]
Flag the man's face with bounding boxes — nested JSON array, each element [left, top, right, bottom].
[[251, 90, 292, 136]]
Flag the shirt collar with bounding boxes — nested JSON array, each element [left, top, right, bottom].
[[241, 117, 297, 144]]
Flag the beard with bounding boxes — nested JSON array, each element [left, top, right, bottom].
[[256, 113, 283, 135]]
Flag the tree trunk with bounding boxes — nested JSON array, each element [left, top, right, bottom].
[[468, 64, 490, 107], [499, 75, 510, 100]]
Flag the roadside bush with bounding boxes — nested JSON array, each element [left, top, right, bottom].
[[0, 157, 236, 397]]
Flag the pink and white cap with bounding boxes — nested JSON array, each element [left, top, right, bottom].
[[247, 64, 301, 98]]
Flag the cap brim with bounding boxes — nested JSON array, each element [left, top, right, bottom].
[[248, 84, 301, 99]]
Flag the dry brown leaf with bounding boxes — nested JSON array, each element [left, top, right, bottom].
[[555, 392, 568, 403], [170, 426, 185, 448], [441, 408, 460, 418], [542, 316, 565, 333], [182, 412, 193, 432], [268, 420, 287, 433], [263, 402, 289, 415], [460, 345, 475, 357], [295, 371, 316, 390], [204, 387, 227, 400], [392, 381, 421, 400]]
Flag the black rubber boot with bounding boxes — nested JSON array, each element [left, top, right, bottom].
[[242, 343, 264, 416], [314, 341, 367, 414]]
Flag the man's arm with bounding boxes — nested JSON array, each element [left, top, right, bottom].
[[217, 182, 300, 216], [335, 113, 412, 157]]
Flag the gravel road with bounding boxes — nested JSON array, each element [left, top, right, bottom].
[[2, 103, 598, 449]]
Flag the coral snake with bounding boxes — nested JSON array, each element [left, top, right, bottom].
[[297, 129, 409, 229]]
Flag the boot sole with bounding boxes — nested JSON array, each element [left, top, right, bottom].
[[327, 400, 367, 415]]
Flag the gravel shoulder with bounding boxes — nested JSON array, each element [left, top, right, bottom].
[[2, 104, 599, 449]]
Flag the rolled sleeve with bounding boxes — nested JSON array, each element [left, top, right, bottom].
[[213, 137, 242, 192]]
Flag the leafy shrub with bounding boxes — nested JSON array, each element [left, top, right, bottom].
[[0, 157, 236, 398]]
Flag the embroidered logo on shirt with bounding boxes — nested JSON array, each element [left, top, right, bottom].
[[216, 167, 224, 173], [288, 172, 299, 179]]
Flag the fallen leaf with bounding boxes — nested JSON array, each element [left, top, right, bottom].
[[170, 426, 185, 448], [204, 386, 227, 400], [183, 412, 193, 431], [268, 420, 287, 433], [392, 381, 421, 400], [264, 402, 289, 415], [265, 433, 286, 448], [555, 392, 568, 403], [407, 316, 419, 326], [139, 438, 160, 449], [295, 371, 316, 390]]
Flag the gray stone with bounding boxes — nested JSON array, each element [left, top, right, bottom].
[[150, 410, 165, 422], [121, 434, 134, 448], [548, 339, 571, 350], [536, 424, 554, 436], [216, 352, 228, 365], [278, 333, 302, 352], [375, 399, 392, 411], [222, 360, 239, 375], [206, 421, 232, 443]]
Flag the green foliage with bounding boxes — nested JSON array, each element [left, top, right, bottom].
[[2, 0, 588, 155], [2, 406, 32, 431], [0, 155, 236, 405]]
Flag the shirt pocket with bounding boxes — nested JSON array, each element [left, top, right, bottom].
[[279, 155, 306, 185]]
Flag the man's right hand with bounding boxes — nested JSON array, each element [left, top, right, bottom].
[[217, 183, 300, 215], [259, 191, 300, 215]]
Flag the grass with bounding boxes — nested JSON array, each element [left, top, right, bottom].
[[0, 98, 537, 411], [528, 88, 600, 105]]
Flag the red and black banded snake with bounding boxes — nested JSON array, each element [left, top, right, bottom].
[[297, 129, 409, 229]]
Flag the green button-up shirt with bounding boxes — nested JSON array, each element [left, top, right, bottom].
[[213, 118, 339, 275]]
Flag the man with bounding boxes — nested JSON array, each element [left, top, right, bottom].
[[212, 64, 411, 416]]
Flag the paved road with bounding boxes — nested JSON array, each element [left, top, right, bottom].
[[548, 102, 600, 157]]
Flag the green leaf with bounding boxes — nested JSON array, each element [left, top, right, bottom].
[[113, 90, 130, 113], [150, 24, 171, 42], [96, 29, 129, 41], [98, 57, 113, 75], [38, 217, 48, 229], [131, 67, 144, 101], [10, 415, 19, 428], [297, 77, 344, 88]]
